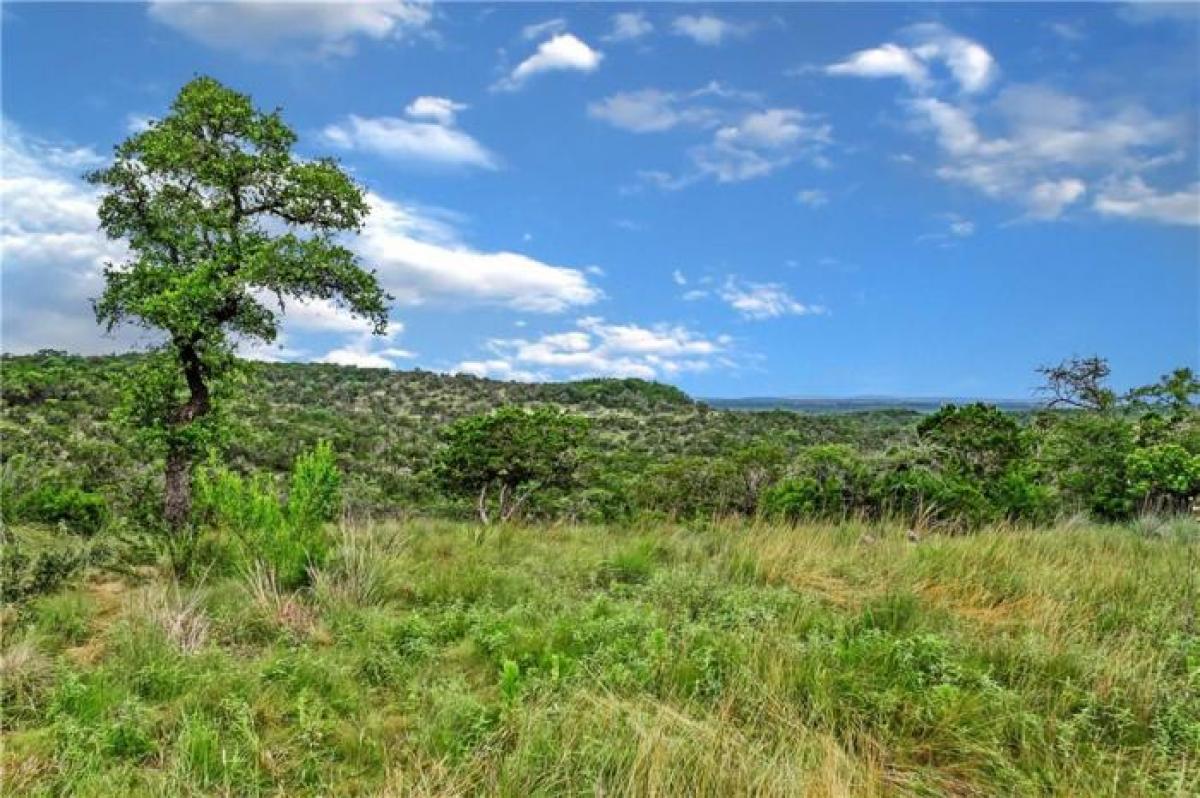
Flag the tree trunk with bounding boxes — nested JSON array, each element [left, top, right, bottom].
[[164, 443, 192, 530], [163, 341, 211, 533], [477, 483, 491, 525]]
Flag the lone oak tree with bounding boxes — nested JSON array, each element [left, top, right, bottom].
[[88, 77, 388, 531]]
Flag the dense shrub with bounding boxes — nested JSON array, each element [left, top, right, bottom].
[[1035, 412, 1136, 520], [1126, 443, 1200, 513], [435, 406, 589, 524], [871, 450, 995, 527], [11, 484, 109, 536], [762, 444, 870, 521], [0, 535, 91, 602]]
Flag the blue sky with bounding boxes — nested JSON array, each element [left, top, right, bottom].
[[2, 2, 1197, 399]]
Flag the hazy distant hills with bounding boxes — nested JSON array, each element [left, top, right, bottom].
[[703, 395, 1041, 414]]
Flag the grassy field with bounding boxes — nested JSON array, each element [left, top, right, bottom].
[[3, 518, 1198, 796]]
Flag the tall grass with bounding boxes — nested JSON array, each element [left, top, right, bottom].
[[2, 518, 1197, 796]]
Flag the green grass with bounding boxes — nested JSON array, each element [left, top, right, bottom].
[[3, 519, 1198, 796]]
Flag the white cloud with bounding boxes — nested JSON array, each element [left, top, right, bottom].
[[494, 33, 602, 91], [605, 12, 653, 43], [454, 359, 545, 382], [1025, 179, 1088, 220], [826, 24, 996, 95], [906, 23, 997, 94], [916, 213, 976, 246], [404, 95, 466, 125], [718, 278, 826, 320], [906, 85, 1184, 220], [671, 14, 749, 46], [1093, 177, 1200, 226], [456, 317, 732, 381], [0, 122, 599, 364], [147, 0, 433, 58], [320, 334, 408, 370], [356, 193, 602, 313], [588, 89, 715, 133], [592, 84, 830, 188], [948, 217, 976, 237], [672, 269, 688, 286], [323, 101, 496, 170], [266, 296, 397, 336], [796, 189, 829, 208], [521, 18, 567, 41], [826, 24, 1192, 226], [827, 43, 930, 89], [0, 125, 136, 354], [691, 109, 832, 183], [125, 113, 155, 134]]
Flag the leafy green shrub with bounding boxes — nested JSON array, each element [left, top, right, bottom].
[[13, 484, 109, 536], [435, 406, 589, 524], [637, 456, 744, 518], [871, 452, 995, 528], [194, 442, 341, 588], [1126, 443, 1200, 513], [918, 403, 1026, 481], [287, 440, 342, 532], [0, 541, 89, 603], [991, 464, 1060, 524], [762, 444, 870, 521], [1036, 412, 1135, 520]]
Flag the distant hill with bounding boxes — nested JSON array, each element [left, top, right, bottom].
[[704, 395, 1041, 414]]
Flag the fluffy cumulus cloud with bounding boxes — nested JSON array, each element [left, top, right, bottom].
[[718, 278, 826, 320], [322, 98, 496, 169], [455, 317, 732, 381], [605, 12, 653, 43], [357, 193, 602, 313], [826, 23, 997, 94], [591, 84, 830, 188], [671, 14, 750, 47], [147, 0, 433, 58], [494, 33, 602, 91], [404, 96, 466, 125], [827, 24, 1192, 223], [0, 125, 142, 354], [318, 332, 416, 370], [826, 43, 930, 88]]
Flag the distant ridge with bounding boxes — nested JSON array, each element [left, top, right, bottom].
[[703, 395, 1041, 414]]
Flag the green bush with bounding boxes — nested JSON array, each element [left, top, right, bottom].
[[194, 442, 341, 588], [1126, 443, 1200, 513], [763, 444, 870, 521], [871, 453, 995, 527], [14, 484, 109, 536], [0, 540, 89, 603]]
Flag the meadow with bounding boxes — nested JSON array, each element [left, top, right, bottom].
[[3, 516, 1199, 796], [3, 351, 1199, 795]]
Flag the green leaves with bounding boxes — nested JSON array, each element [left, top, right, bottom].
[[89, 76, 387, 350], [435, 406, 590, 523]]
